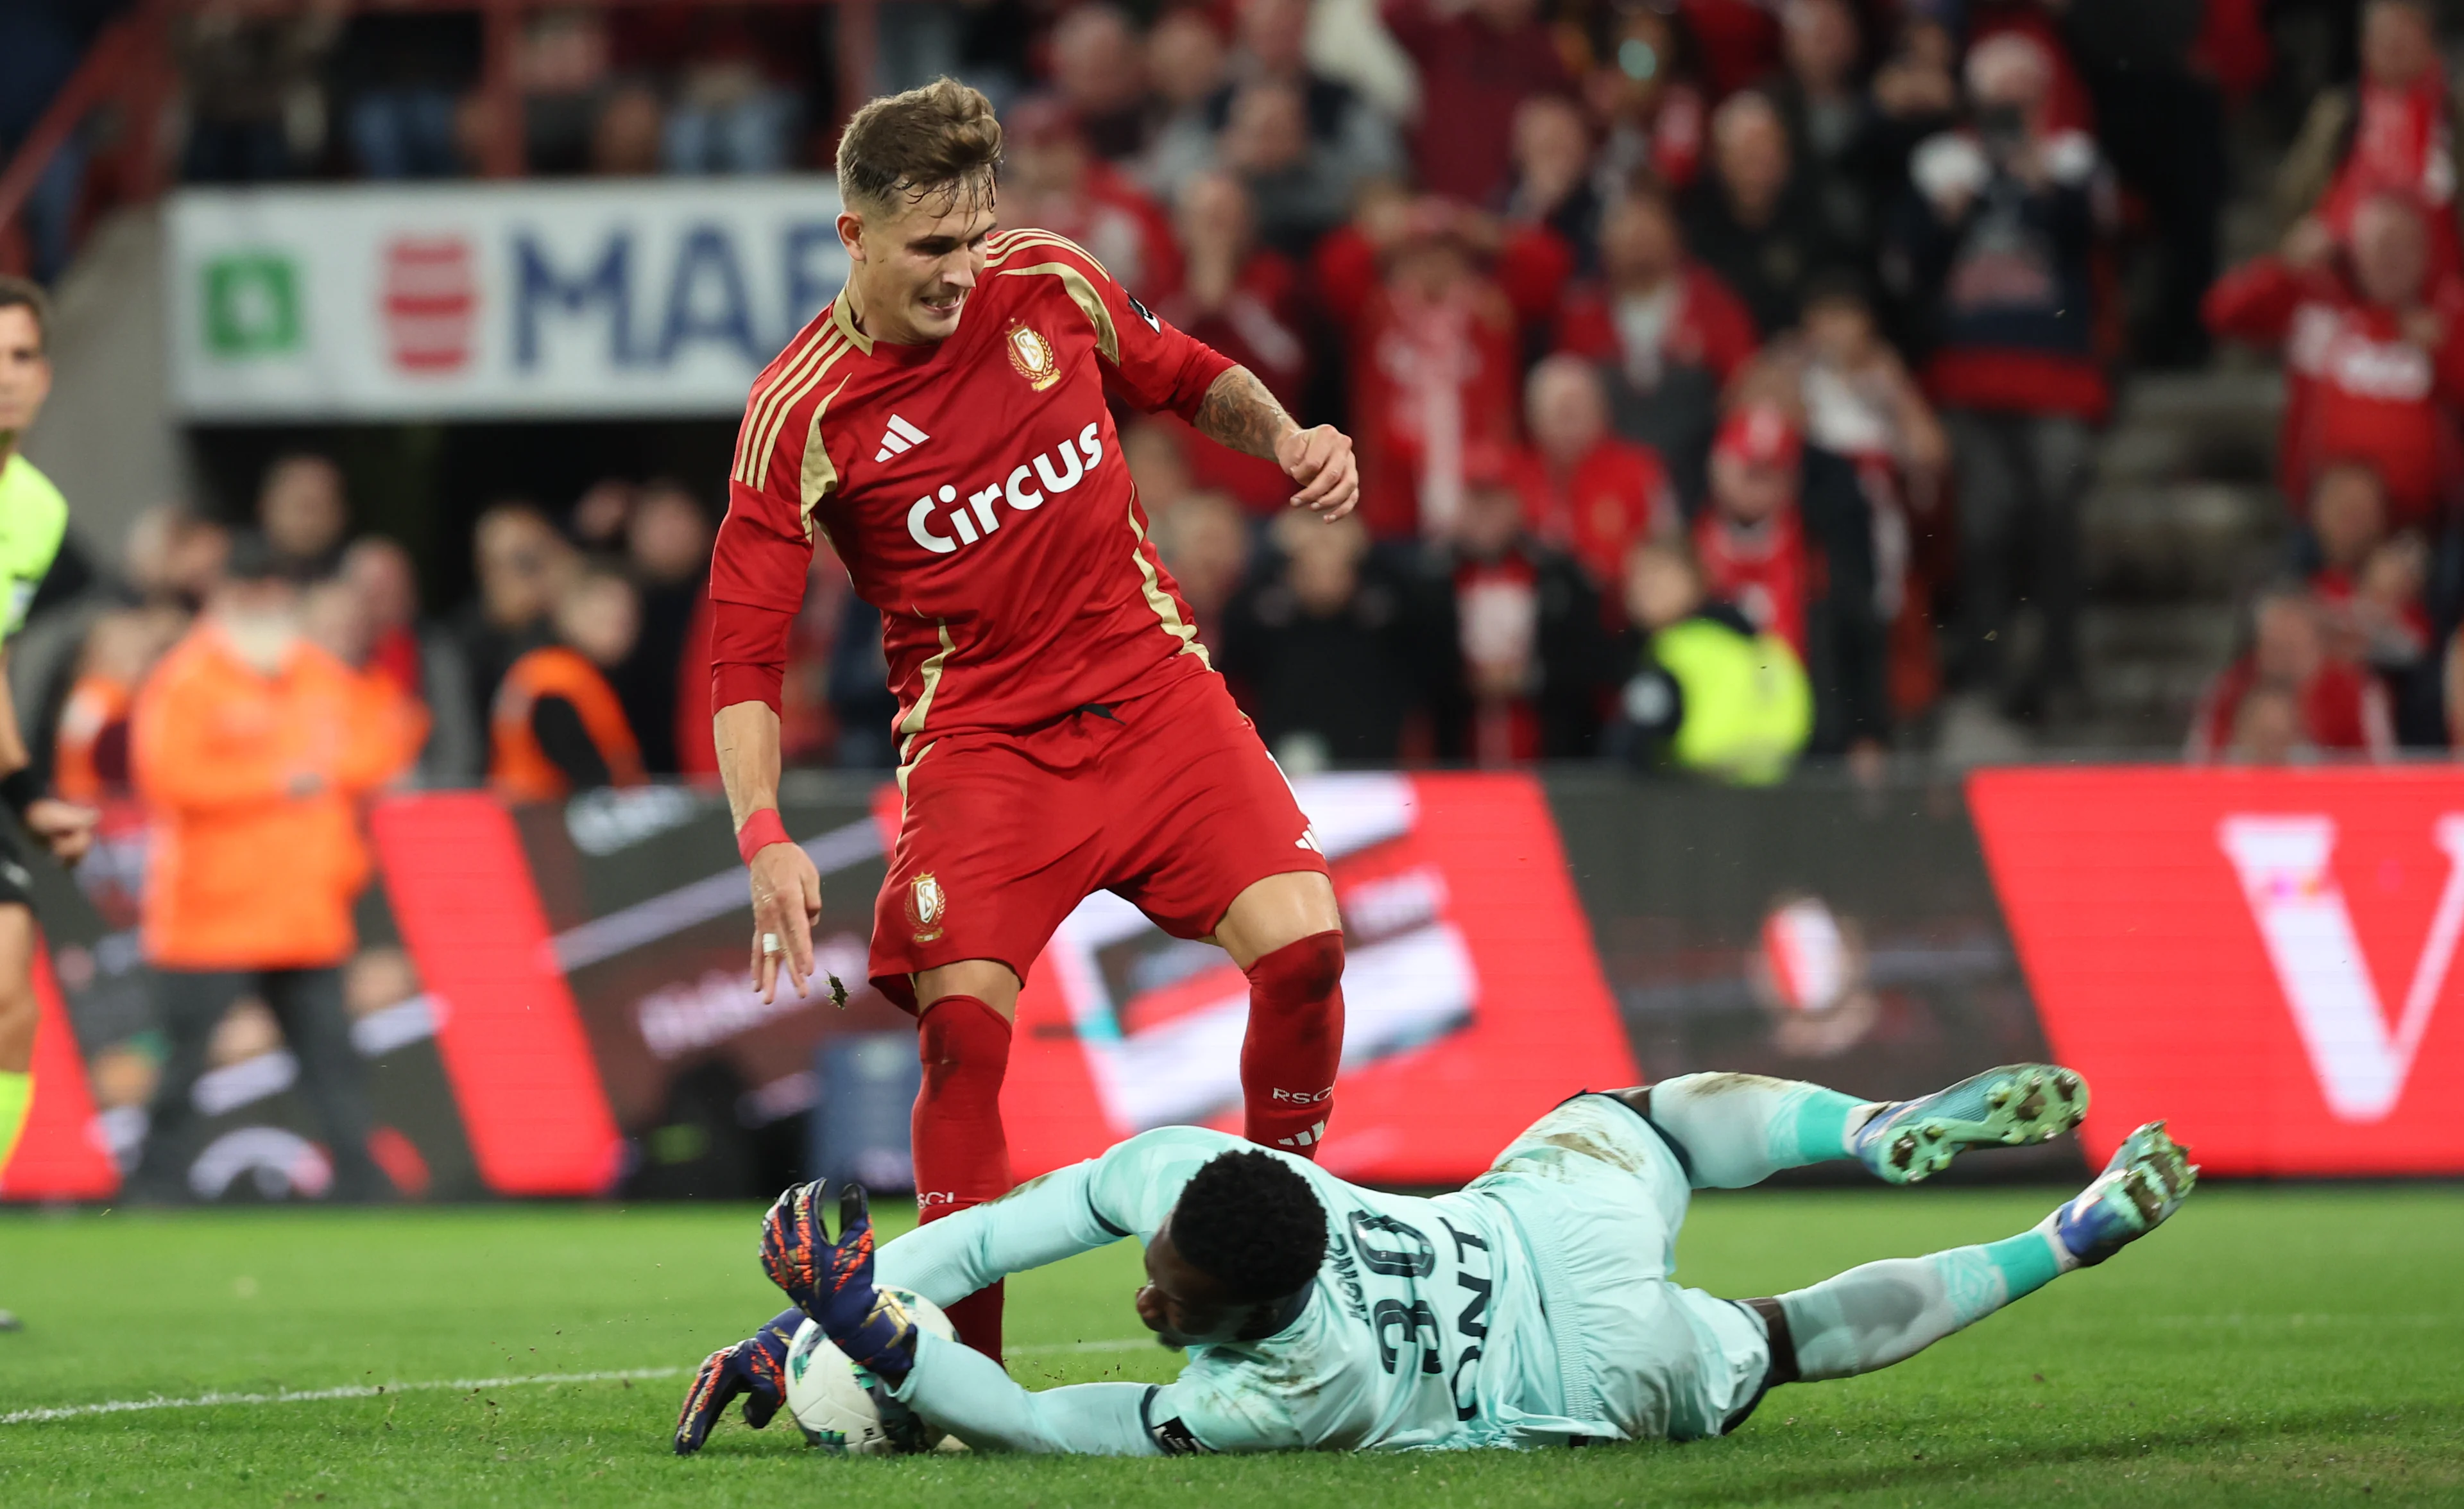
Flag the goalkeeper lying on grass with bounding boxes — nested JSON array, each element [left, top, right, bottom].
[[675, 1065, 2193, 1456]]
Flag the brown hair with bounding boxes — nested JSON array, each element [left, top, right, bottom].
[[0, 274, 50, 352], [835, 78, 1004, 218]]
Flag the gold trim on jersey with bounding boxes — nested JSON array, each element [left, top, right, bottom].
[[829, 290, 874, 356], [1125, 499, 1210, 669], [986, 229, 1111, 278], [995, 262, 1117, 366], [798, 374, 856, 533], [896, 618, 958, 763], [733, 327, 855, 493]]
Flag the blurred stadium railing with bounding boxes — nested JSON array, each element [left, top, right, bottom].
[[7, 766, 2461, 1205]]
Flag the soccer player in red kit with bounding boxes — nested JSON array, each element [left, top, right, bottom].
[[706, 81, 1359, 1365]]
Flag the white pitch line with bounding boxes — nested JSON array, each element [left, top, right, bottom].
[[1, 1340, 1153, 1426]]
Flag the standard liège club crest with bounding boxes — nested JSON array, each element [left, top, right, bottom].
[[1004, 322, 1060, 391], [907, 872, 948, 943]]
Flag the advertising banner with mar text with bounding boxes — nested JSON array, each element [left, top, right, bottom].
[[167, 179, 846, 420]]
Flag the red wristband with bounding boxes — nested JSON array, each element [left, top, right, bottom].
[[736, 808, 792, 864]]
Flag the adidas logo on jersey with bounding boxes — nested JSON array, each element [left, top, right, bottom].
[[873, 414, 930, 463]]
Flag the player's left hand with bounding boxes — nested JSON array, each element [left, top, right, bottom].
[[760, 1179, 919, 1379], [1277, 424, 1358, 522], [24, 798, 98, 867], [672, 1314, 796, 1455]]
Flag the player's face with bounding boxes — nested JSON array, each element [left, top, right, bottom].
[[841, 184, 998, 346], [0, 307, 52, 438], [1136, 1220, 1249, 1349]]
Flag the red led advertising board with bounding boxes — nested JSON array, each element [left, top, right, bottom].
[[1972, 767, 2464, 1175], [875, 771, 1638, 1185]]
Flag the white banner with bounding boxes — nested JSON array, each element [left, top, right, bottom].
[[167, 178, 848, 420]]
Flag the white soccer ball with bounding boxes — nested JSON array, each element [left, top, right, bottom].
[[783, 1286, 957, 1455]]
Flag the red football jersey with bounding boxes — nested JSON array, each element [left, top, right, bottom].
[[710, 230, 1236, 759]]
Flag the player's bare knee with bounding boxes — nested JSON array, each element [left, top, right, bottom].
[[1218, 872, 1341, 970], [914, 960, 1021, 1022]]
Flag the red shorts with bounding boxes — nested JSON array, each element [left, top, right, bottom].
[[868, 671, 1325, 1010]]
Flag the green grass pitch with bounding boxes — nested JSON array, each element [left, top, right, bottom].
[[3, 1186, 2458, 1506]]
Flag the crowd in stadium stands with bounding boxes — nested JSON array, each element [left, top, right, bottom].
[[25, 0, 2464, 772]]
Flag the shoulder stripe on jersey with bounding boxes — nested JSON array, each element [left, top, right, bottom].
[[732, 329, 837, 488], [734, 329, 851, 490], [986, 229, 1111, 280], [741, 331, 850, 491], [1124, 499, 1210, 669], [996, 262, 1118, 365], [732, 329, 835, 487], [896, 619, 958, 764], [798, 374, 857, 527], [986, 229, 1113, 277]]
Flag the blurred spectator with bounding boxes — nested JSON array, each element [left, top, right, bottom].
[[1382, 0, 1569, 202], [1553, 184, 1760, 506], [1767, 0, 1879, 260], [1213, 0, 1403, 192], [1218, 512, 1453, 768], [661, 14, 800, 174], [1501, 96, 1606, 280], [452, 503, 572, 735], [122, 504, 232, 612], [1005, 97, 1181, 297], [53, 608, 185, 806], [1437, 452, 1613, 761], [1513, 354, 1679, 603], [1862, 16, 1962, 315], [518, 6, 615, 176], [2205, 199, 2464, 533], [1606, 530, 1811, 784], [1682, 0, 1783, 98], [332, 8, 478, 178], [2301, 461, 2438, 742], [1123, 417, 1199, 517], [1142, 8, 1233, 198], [2188, 587, 2395, 761], [342, 537, 482, 783], [124, 533, 425, 1204], [1790, 276, 1950, 712], [1051, 3, 1152, 162], [491, 567, 646, 802], [1683, 90, 1843, 337], [1693, 403, 1889, 755], [175, 0, 345, 184], [2275, 0, 2461, 273], [257, 454, 348, 577], [1215, 78, 1358, 257], [1341, 202, 1523, 539], [1896, 31, 2109, 720], [569, 476, 636, 550], [592, 83, 667, 176], [1584, 3, 1710, 195], [2064, 0, 2228, 366], [0, 1, 97, 279], [1152, 490, 1253, 656], [1158, 173, 1309, 512], [617, 481, 714, 773]]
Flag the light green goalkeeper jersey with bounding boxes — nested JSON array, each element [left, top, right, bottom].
[[0, 453, 67, 644], [876, 1125, 1623, 1454]]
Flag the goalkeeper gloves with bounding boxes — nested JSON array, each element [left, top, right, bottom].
[[672, 1307, 800, 1455], [761, 1179, 919, 1383]]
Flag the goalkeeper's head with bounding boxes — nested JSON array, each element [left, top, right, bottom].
[[1137, 1150, 1327, 1349]]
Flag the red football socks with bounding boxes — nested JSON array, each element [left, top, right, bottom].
[[911, 994, 1014, 1363], [1240, 930, 1346, 1158]]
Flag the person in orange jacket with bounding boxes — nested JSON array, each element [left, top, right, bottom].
[[491, 565, 647, 803], [124, 533, 425, 1203]]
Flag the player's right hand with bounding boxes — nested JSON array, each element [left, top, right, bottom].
[[748, 840, 822, 1003], [23, 798, 98, 867], [672, 1313, 796, 1455], [761, 1180, 917, 1377]]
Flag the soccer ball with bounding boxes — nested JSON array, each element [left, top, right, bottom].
[[783, 1286, 957, 1455]]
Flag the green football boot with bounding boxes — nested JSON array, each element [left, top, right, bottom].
[[1852, 1063, 2089, 1184]]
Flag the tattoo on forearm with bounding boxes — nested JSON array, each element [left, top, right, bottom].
[[1193, 366, 1297, 462]]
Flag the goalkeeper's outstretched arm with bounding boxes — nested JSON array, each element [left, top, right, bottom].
[[884, 1332, 1169, 1454]]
